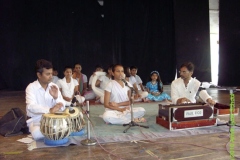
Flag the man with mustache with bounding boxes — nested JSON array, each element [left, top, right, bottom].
[[171, 62, 216, 105]]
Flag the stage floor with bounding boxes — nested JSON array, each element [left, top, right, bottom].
[[0, 87, 240, 160]]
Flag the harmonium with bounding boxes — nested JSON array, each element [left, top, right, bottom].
[[214, 103, 239, 116], [156, 103, 217, 130]]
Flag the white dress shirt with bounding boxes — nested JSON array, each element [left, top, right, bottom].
[[26, 80, 66, 120], [171, 77, 212, 104]]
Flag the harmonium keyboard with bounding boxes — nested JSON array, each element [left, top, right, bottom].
[[156, 103, 217, 130]]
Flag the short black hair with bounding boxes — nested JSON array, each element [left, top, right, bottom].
[[103, 64, 114, 73], [130, 66, 138, 70], [74, 63, 81, 68], [111, 64, 123, 79], [180, 62, 195, 72], [35, 59, 53, 74], [53, 67, 58, 71], [124, 66, 131, 77], [95, 64, 103, 70], [112, 64, 123, 72], [64, 65, 73, 72]]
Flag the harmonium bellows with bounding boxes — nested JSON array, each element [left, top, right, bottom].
[[156, 103, 217, 130], [214, 103, 239, 116]]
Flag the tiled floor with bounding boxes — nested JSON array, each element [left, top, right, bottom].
[[0, 87, 240, 160]]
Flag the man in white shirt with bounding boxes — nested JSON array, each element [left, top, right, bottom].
[[26, 59, 65, 140], [171, 62, 216, 105]]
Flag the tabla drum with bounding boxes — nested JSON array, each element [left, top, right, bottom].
[[65, 107, 85, 132], [40, 113, 72, 141]]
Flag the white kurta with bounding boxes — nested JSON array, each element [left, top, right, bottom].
[[26, 80, 65, 140], [91, 72, 107, 104], [171, 77, 212, 104], [131, 75, 142, 90], [98, 75, 111, 90], [56, 77, 79, 106], [102, 80, 145, 124], [129, 76, 148, 99]]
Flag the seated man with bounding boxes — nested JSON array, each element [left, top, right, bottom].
[[171, 62, 216, 105], [26, 59, 66, 140]]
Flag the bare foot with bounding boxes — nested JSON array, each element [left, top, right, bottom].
[[95, 96, 100, 101], [134, 117, 147, 123], [163, 99, 172, 103], [143, 98, 150, 103], [95, 99, 101, 104]]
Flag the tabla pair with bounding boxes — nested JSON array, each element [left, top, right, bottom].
[[40, 107, 85, 141]]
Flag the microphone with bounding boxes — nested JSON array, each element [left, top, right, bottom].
[[121, 78, 127, 85], [69, 97, 77, 114], [120, 74, 129, 87], [121, 78, 134, 90]]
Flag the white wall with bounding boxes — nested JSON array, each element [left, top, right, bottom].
[[209, 0, 219, 85]]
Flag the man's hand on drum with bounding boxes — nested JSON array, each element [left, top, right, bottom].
[[177, 97, 192, 104], [49, 85, 58, 99], [49, 102, 63, 114]]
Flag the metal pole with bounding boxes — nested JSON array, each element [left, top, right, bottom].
[[81, 101, 97, 146], [229, 89, 235, 159]]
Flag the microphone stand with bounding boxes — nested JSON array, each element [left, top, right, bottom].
[[81, 101, 97, 146], [216, 87, 240, 159], [217, 87, 240, 129], [122, 82, 149, 133]]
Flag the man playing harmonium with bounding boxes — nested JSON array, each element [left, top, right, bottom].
[[171, 62, 216, 106]]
